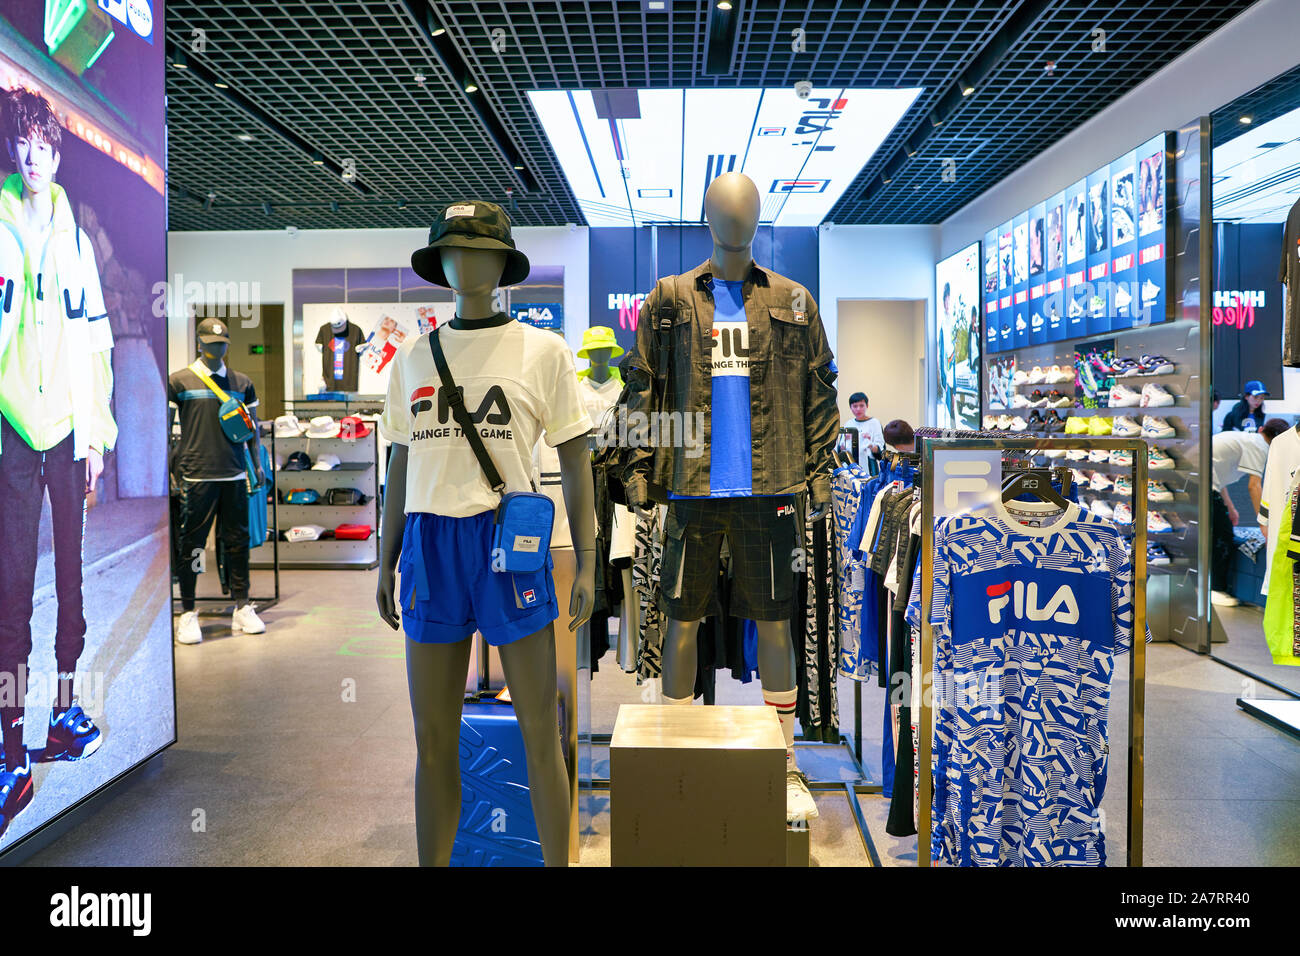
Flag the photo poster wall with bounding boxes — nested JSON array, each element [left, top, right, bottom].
[[983, 228, 1000, 354], [292, 265, 564, 400], [935, 241, 981, 430], [0, 0, 173, 854], [997, 220, 1013, 351], [301, 301, 455, 397]]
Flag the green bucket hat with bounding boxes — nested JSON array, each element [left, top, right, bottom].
[[411, 200, 531, 289], [577, 325, 624, 359]]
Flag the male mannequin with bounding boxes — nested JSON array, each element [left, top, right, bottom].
[[623, 172, 839, 821], [169, 318, 267, 644], [375, 201, 595, 866], [314, 305, 364, 392]]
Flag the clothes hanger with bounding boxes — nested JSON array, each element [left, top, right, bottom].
[[1001, 467, 1071, 508]]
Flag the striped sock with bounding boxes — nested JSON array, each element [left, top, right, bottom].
[[764, 687, 798, 767], [663, 693, 693, 705]]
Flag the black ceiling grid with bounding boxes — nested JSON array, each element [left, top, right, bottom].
[[164, 0, 1257, 232]]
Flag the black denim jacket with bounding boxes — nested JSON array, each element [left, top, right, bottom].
[[622, 259, 839, 503]]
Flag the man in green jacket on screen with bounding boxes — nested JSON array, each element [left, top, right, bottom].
[[0, 87, 116, 839]]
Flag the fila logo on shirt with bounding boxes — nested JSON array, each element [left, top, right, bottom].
[[708, 321, 750, 375], [985, 579, 1080, 626], [409, 385, 511, 425], [776, 504, 795, 517]]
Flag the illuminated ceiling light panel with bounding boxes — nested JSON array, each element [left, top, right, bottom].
[[527, 86, 922, 227], [1212, 104, 1300, 224]]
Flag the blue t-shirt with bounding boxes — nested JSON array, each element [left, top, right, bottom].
[[670, 278, 754, 498]]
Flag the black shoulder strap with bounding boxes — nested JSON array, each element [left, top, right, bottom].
[[429, 330, 505, 495]]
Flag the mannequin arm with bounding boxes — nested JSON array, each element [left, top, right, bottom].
[[556, 435, 596, 630], [804, 303, 839, 519], [376, 442, 408, 629]]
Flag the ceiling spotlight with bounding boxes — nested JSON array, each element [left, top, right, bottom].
[[717, 0, 732, 8], [202, 192, 215, 211], [330, 201, 340, 213], [1239, 115, 1252, 124], [236, 133, 253, 142], [961, 83, 974, 96], [397, 199, 408, 210], [214, 80, 229, 89], [262, 201, 273, 216], [513, 164, 524, 170], [413, 72, 425, 85], [171, 49, 188, 69], [311, 151, 325, 165], [464, 81, 478, 93], [431, 26, 446, 37], [1043, 60, 1055, 75]]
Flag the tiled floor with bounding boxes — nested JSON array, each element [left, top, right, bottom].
[[18, 568, 1300, 867]]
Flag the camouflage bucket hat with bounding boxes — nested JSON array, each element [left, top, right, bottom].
[[411, 200, 531, 289]]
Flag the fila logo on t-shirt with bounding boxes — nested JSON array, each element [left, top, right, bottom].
[[985, 579, 1080, 625], [409, 384, 512, 425], [708, 321, 750, 376], [776, 503, 795, 517]]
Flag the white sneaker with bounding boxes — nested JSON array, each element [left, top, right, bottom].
[[983, 415, 1000, 430], [997, 414, 1016, 430], [1091, 499, 1115, 520], [1089, 472, 1113, 492], [1027, 366, 1046, 384], [1066, 448, 1089, 461], [1088, 448, 1110, 463], [786, 769, 819, 822], [1141, 383, 1175, 407], [1113, 502, 1134, 524], [176, 610, 202, 645], [1141, 416, 1176, 438], [232, 603, 266, 634], [1210, 590, 1240, 608], [1030, 312, 1045, 332], [1009, 417, 1029, 432], [1012, 369, 1030, 386], [1115, 283, 1133, 314], [1015, 314, 1028, 333], [1111, 449, 1135, 467], [1148, 511, 1173, 533], [1109, 384, 1142, 407], [1068, 297, 1085, 319], [1142, 279, 1160, 306], [1149, 448, 1176, 469], [1112, 415, 1141, 437], [1012, 393, 1031, 408], [1148, 481, 1174, 502]]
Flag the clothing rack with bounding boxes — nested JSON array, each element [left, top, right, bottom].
[[915, 435, 1148, 866]]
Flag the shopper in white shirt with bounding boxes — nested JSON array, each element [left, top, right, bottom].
[[843, 391, 885, 466], [1209, 419, 1289, 606]]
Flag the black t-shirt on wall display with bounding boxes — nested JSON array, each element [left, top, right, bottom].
[[168, 364, 259, 480], [315, 321, 365, 391], [1278, 195, 1300, 368]]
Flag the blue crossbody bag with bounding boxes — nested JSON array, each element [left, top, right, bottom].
[[429, 330, 553, 573]]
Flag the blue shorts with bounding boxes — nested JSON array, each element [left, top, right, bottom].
[[398, 511, 558, 646]]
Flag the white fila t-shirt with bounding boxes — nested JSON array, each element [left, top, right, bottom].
[[379, 321, 592, 517]]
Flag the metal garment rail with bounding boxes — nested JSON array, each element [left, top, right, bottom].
[[916, 435, 1148, 867]]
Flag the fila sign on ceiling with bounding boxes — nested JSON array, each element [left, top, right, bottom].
[[528, 87, 922, 227]]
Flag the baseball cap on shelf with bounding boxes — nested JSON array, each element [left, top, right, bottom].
[[1243, 380, 1269, 397], [311, 453, 341, 471], [339, 415, 372, 439], [274, 414, 306, 437], [305, 415, 341, 438], [283, 450, 312, 471], [284, 524, 326, 543], [197, 317, 230, 344]]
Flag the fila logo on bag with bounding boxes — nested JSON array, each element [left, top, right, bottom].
[[522, 589, 537, 606], [985, 579, 1080, 625]]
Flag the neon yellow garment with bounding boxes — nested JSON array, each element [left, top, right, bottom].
[[1263, 485, 1300, 666], [0, 174, 115, 456]]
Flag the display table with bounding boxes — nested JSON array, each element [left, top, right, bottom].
[[610, 704, 786, 866]]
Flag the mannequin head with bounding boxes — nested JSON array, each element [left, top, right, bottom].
[[199, 340, 228, 365], [586, 346, 614, 369], [704, 172, 760, 253], [441, 247, 507, 298]]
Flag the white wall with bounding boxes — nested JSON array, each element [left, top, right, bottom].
[[165, 226, 591, 387], [940, 0, 1300, 257], [836, 299, 926, 432], [817, 224, 940, 420]]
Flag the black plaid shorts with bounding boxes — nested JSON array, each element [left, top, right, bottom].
[[660, 495, 801, 622]]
